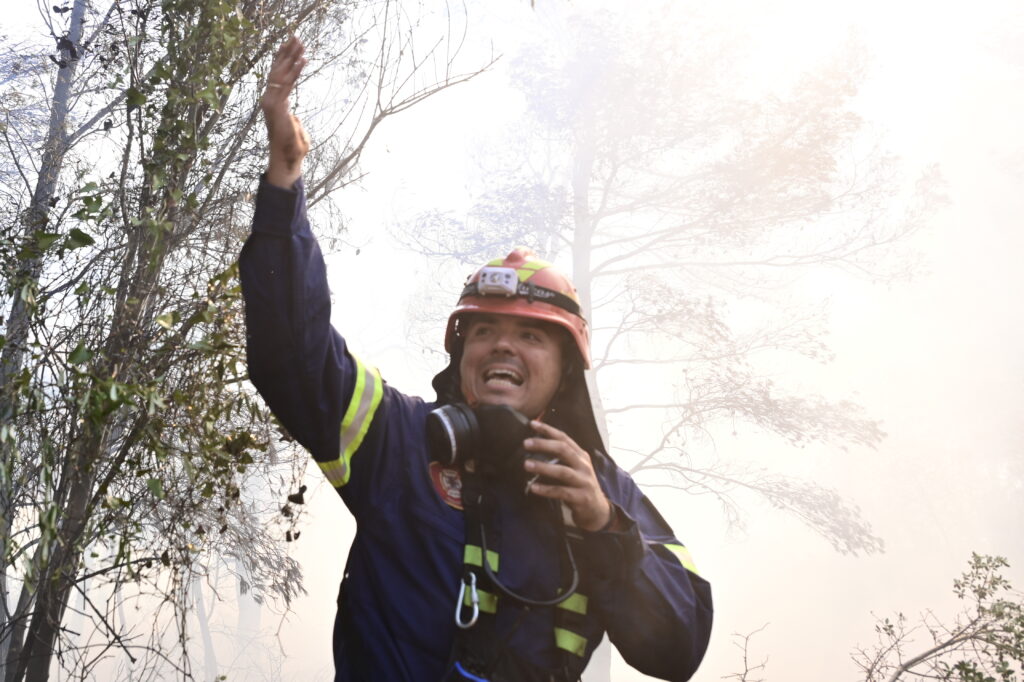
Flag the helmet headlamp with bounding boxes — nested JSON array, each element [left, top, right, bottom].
[[476, 266, 519, 297]]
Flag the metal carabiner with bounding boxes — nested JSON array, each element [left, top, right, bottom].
[[454, 571, 480, 629]]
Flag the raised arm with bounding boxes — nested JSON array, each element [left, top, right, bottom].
[[240, 38, 383, 488]]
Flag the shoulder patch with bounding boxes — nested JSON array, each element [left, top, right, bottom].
[[429, 461, 463, 510]]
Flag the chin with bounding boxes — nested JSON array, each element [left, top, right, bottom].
[[477, 395, 521, 409], [474, 392, 527, 412]]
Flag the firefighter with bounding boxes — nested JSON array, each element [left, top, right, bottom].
[[240, 37, 712, 682]]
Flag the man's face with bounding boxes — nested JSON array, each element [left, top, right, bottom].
[[458, 313, 564, 418]]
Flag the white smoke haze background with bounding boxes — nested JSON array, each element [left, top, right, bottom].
[[5, 0, 1024, 680]]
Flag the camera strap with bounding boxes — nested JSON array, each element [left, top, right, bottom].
[[447, 469, 505, 679], [445, 470, 591, 682]]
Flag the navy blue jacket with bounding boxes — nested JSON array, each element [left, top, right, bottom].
[[239, 177, 713, 681]]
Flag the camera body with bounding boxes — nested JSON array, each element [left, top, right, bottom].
[[426, 403, 555, 491]]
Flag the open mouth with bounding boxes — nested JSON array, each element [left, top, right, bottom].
[[483, 367, 523, 387]]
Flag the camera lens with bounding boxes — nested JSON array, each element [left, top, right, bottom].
[[426, 404, 479, 466]]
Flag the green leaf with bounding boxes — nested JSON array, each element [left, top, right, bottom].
[[35, 231, 61, 251], [65, 228, 95, 249], [155, 311, 179, 329], [145, 390, 166, 415], [19, 283, 36, 307], [146, 478, 164, 499], [126, 87, 147, 108], [68, 342, 92, 365]]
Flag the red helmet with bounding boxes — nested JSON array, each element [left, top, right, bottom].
[[444, 248, 590, 368]]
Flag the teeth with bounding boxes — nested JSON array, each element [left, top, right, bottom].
[[484, 369, 522, 386]]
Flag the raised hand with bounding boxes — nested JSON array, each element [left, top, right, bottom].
[[261, 36, 309, 189]]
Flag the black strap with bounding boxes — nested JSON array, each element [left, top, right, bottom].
[[459, 282, 582, 317], [446, 473, 590, 682], [448, 469, 504, 678], [480, 504, 580, 608], [552, 510, 589, 680]]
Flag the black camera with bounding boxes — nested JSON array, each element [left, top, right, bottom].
[[426, 404, 555, 491]]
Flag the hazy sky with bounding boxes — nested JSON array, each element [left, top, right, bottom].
[[291, 2, 1024, 680], [8, 0, 1024, 680]]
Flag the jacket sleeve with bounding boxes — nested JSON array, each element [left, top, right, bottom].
[[239, 176, 385, 511], [581, 460, 713, 681]]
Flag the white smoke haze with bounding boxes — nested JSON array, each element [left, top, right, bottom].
[[6, 0, 1022, 680], [304, 1, 1023, 680]]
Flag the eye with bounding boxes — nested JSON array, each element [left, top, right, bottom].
[[521, 329, 542, 342]]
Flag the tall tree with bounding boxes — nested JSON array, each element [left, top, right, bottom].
[[396, 6, 943, 678], [0, 0, 482, 678], [401, 3, 942, 553]]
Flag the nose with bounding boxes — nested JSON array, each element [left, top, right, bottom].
[[490, 328, 516, 355]]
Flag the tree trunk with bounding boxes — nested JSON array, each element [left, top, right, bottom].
[[572, 127, 612, 682], [16, 430, 98, 682], [0, 0, 86, 404], [0, 572, 8, 679], [0, 4, 88, 674], [193, 577, 219, 681], [234, 559, 262, 673], [582, 635, 612, 682], [571, 135, 610, 451], [19, 571, 76, 682], [1, 573, 35, 682]]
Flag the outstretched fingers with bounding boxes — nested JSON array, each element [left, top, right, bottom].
[[262, 36, 307, 110], [261, 37, 311, 188]]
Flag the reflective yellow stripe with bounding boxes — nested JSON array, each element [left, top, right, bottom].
[[665, 543, 699, 576], [317, 355, 383, 488], [317, 458, 348, 487], [463, 545, 499, 572], [554, 627, 587, 657], [464, 587, 498, 614], [556, 592, 588, 615], [515, 260, 549, 282]]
